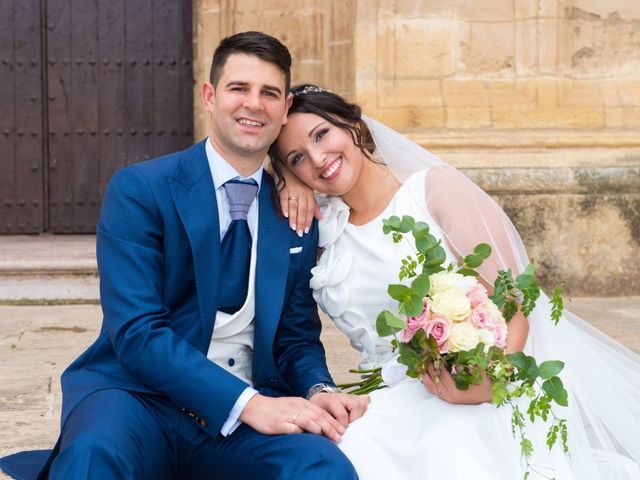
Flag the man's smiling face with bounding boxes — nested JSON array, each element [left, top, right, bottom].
[[204, 53, 291, 165]]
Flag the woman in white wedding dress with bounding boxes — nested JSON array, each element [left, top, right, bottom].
[[269, 85, 640, 480]]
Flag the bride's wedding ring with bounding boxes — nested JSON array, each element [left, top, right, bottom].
[[289, 196, 298, 201], [292, 413, 299, 424], [435, 390, 441, 399]]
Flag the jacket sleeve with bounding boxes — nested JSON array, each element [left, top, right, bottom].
[[272, 221, 335, 396], [97, 165, 247, 437]]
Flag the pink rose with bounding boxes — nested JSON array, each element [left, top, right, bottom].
[[467, 286, 488, 308], [470, 306, 492, 329], [424, 315, 452, 353], [491, 322, 508, 349], [400, 299, 431, 342]]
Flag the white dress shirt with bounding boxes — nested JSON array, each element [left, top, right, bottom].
[[205, 138, 260, 436]]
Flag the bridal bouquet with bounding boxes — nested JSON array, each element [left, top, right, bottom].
[[340, 215, 568, 477]]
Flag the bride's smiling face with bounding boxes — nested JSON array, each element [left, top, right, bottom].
[[276, 112, 366, 196]]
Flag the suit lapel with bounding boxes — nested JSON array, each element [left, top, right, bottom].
[[254, 173, 289, 357], [168, 141, 220, 350]]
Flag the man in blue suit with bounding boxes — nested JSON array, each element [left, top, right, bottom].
[[20, 31, 366, 480]]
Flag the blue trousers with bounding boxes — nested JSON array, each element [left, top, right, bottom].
[[42, 389, 357, 480]]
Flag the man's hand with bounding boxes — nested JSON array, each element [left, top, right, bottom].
[[309, 392, 370, 429], [239, 393, 346, 442]]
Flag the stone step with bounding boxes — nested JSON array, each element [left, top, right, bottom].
[[0, 236, 98, 304]]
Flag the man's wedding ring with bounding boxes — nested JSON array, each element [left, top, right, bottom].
[[292, 413, 299, 424], [289, 196, 297, 201]]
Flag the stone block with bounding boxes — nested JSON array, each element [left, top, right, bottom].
[[446, 107, 492, 128], [388, 0, 464, 19], [378, 106, 446, 129], [388, 19, 457, 78], [570, 0, 640, 20], [537, 19, 559, 74], [515, 19, 538, 73], [379, 79, 443, 108], [537, 78, 558, 109], [539, 0, 559, 19], [618, 80, 640, 106], [557, 79, 602, 108], [491, 107, 604, 128], [459, 0, 514, 22], [605, 107, 625, 127], [489, 80, 538, 109], [442, 79, 489, 108], [599, 79, 622, 106], [461, 21, 515, 75], [623, 107, 640, 127], [465, 165, 640, 295], [497, 191, 640, 296], [516, 0, 537, 20]]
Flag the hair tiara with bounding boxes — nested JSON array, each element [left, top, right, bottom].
[[292, 85, 331, 97]]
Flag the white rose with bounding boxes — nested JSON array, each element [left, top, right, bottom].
[[429, 271, 477, 296], [431, 288, 472, 322], [480, 300, 507, 327], [477, 329, 496, 349], [448, 322, 481, 353]]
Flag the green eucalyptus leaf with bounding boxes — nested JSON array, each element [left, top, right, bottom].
[[423, 250, 447, 267], [387, 216, 401, 229], [405, 369, 419, 378], [502, 301, 518, 322], [457, 267, 480, 277], [507, 351, 528, 369], [542, 376, 568, 407], [388, 284, 411, 302], [464, 254, 483, 268], [474, 243, 492, 259], [398, 342, 419, 370], [399, 215, 415, 233], [423, 264, 446, 276], [411, 273, 430, 298], [412, 222, 430, 239], [521, 263, 536, 276], [538, 360, 565, 379], [376, 310, 405, 337], [490, 292, 506, 309], [401, 293, 425, 317], [550, 287, 564, 325]]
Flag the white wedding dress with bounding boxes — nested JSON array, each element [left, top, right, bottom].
[[310, 169, 640, 479]]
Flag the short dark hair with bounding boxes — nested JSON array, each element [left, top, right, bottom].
[[268, 84, 377, 207], [210, 31, 292, 92]]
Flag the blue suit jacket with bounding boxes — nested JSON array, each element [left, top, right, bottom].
[[59, 140, 334, 438]]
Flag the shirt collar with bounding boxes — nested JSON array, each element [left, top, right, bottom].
[[205, 137, 263, 191]]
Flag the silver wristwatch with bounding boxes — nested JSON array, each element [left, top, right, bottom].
[[306, 383, 339, 399]]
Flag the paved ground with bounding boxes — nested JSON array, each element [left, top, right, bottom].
[[0, 299, 638, 478]]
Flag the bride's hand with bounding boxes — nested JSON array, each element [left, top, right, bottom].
[[277, 168, 321, 237], [421, 365, 493, 405]]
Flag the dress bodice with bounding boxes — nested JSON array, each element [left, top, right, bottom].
[[311, 170, 458, 368]]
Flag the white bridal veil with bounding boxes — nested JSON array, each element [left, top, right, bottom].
[[364, 116, 640, 479]]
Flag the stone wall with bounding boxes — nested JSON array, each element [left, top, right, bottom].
[[193, 0, 640, 295]]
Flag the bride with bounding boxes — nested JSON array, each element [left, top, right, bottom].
[[268, 84, 640, 479]]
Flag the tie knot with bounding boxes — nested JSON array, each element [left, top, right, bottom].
[[223, 179, 258, 220]]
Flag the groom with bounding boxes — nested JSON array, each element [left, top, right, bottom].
[[2, 31, 365, 480]]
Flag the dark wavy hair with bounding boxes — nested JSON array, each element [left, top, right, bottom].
[[269, 84, 376, 206]]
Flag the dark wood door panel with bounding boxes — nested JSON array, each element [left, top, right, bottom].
[[0, 0, 44, 233]]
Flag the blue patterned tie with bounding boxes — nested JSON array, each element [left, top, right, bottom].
[[218, 179, 259, 314]]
